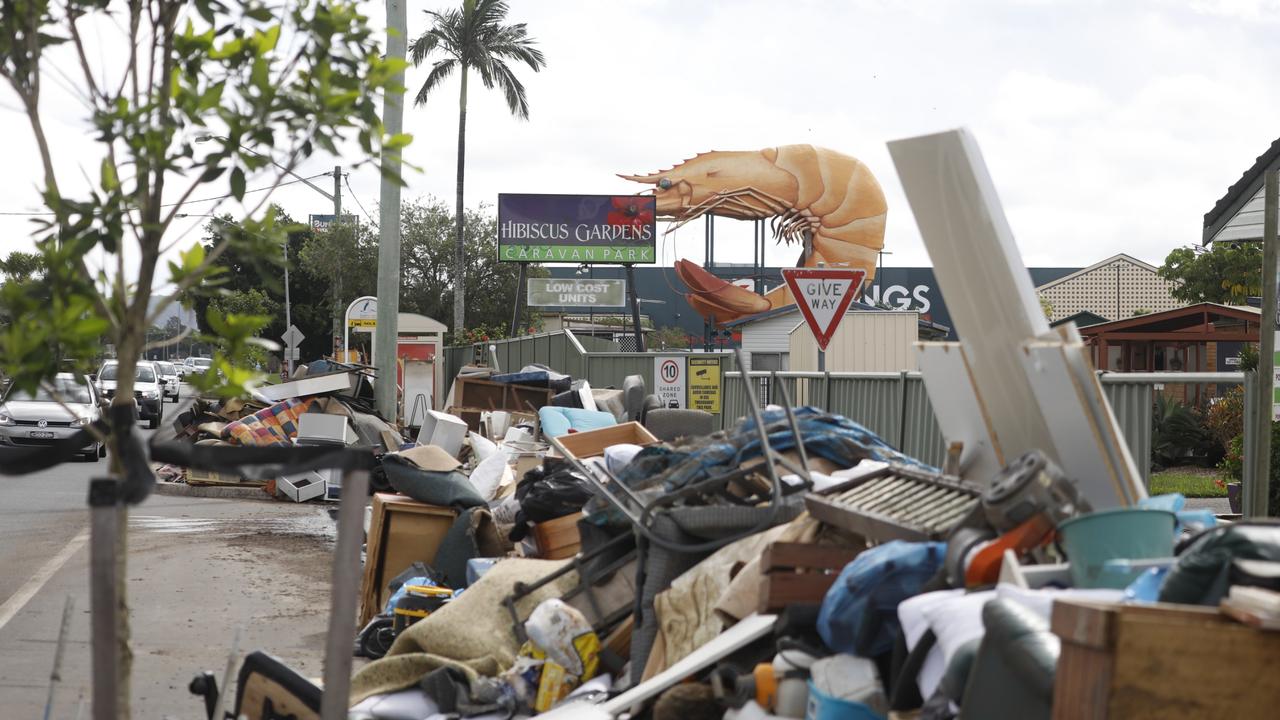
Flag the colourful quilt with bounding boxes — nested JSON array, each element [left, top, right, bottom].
[[222, 398, 316, 447]]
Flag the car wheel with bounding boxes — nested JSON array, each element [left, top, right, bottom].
[[84, 448, 100, 462], [148, 414, 159, 430], [98, 443, 107, 458]]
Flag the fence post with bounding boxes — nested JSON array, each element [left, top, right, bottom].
[[897, 370, 909, 449], [1243, 371, 1264, 516], [824, 371, 832, 412]]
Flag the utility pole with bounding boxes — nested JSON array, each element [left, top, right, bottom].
[[373, 0, 406, 423], [331, 166, 343, 361], [1250, 170, 1278, 517]]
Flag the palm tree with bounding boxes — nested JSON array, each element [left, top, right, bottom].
[[410, 0, 546, 335]]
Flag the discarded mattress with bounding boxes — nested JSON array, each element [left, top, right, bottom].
[[221, 398, 316, 447]]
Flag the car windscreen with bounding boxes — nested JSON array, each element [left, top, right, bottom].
[[99, 365, 119, 381], [5, 378, 93, 404], [157, 362, 174, 374], [193, 358, 212, 368], [136, 366, 156, 383]]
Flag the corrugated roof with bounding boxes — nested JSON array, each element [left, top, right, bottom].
[[1203, 136, 1280, 245]]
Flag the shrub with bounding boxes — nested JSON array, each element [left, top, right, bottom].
[[1152, 396, 1219, 469], [1205, 386, 1244, 450]]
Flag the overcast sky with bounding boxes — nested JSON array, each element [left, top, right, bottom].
[[1, 0, 1278, 282]]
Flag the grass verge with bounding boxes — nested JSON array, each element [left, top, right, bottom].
[[1149, 467, 1228, 498]]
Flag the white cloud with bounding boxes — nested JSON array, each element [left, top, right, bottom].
[[1, 0, 1278, 286]]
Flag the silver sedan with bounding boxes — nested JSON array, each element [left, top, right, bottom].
[[0, 374, 106, 461]]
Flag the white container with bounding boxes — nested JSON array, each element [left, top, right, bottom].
[[278, 470, 328, 502], [297, 413, 357, 445], [416, 410, 468, 458], [773, 647, 818, 718]]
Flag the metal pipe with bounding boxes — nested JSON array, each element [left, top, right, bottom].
[[320, 469, 371, 719]]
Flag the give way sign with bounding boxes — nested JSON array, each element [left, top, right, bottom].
[[781, 268, 867, 351]]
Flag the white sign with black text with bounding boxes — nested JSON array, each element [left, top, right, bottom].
[[653, 356, 687, 409]]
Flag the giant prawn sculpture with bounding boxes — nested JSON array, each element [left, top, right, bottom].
[[621, 144, 887, 325]]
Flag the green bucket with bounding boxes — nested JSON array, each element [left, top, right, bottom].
[[1058, 508, 1176, 589]]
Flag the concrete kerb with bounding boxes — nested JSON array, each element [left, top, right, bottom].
[[152, 480, 275, 502]]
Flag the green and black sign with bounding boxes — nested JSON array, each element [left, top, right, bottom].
[[527, 278, 627, 307]]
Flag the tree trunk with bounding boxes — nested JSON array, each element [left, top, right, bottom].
[[453, 66, 469, 336]]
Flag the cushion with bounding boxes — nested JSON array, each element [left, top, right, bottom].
[[383, 454, 485, 509], [537, 406, 618, 438]]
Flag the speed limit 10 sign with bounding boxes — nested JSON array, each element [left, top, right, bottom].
[[654, 356, 687, 408]]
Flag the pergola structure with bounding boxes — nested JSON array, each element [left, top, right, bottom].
[[1078, 302, 1259, 403]]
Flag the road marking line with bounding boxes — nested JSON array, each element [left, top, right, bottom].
[[0, 528, 90, 632]]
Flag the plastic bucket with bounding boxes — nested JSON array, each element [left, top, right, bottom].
[[1058, 508, 1176, 589], [805, 680, 885, 720]]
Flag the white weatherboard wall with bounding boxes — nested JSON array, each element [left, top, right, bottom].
[[789, 312, 919, 372], [739, 313, 802, 371], [1212, 183, 1267, 243]]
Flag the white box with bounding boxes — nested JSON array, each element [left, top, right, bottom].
[[278, 470, 329, 502], [416, 410, 468, 458], [297, 413, 357, 445]]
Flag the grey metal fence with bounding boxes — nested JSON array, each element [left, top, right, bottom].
[[722, 370, 1247, 489]]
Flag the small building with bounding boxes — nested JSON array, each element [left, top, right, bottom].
[[1050, 310, 1110, 330], [1035, 254, 1181, 323], [725, 302, 949, 373], [1077, 303, 1259, 405]]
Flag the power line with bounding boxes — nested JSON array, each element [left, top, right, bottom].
[[0, 173, 333, 217], [343, 175, 375, 225]]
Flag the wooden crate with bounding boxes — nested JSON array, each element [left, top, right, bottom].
[[553, 422, 659, 461], [455, 378, 553, 415], [532, 512, 582, 560], [756, 542, 862, 613], [1051, 600, 1280, 719], [358, 493, 457, 626]]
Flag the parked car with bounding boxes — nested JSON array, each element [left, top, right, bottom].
[[96, 360, 165, 429], [155, 360, 180, 402], [183, 356, 214, 375], [0, 373, 106, 461]]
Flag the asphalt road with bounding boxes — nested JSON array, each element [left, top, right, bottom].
[[0, 387, 340, 718]]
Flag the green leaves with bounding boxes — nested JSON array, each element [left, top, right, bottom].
[[1158, 243, 1263, 305]]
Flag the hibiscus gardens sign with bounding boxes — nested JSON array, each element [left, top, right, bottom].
[[497, 193, 657, 263]]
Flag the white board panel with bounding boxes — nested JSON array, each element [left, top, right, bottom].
[[916, 342, 1002, 484]]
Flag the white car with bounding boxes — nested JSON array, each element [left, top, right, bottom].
[[155, 360, 180, 402], [0, 373, 106, 461], [183, 356, 214, 375], [96, 360, 166, 429]]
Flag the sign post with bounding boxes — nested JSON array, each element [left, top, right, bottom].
[[654, 356, 687, 408], [281, 324, 306, 371], [344, 295, 377, 364], [781, 268, 867, 371]]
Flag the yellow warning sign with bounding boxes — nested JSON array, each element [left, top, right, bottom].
[[348, 318, 377, 328], [688, 357, 721, 413]]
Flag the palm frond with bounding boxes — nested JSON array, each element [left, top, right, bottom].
[[414, 58, 458, 106], [491, 59, 529, 119]]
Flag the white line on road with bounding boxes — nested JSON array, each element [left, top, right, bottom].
[[0, 528, 90, 632]]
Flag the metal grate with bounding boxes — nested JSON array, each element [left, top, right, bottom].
[[804, 465, 980, 542]]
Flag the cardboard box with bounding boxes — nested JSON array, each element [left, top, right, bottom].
[[1051, 600, 1280, 719], [297, 413, 357, 445], [277, 470, 329, 502], [359, 494, 457, 626], [416, 410, 469, 458], [553, 422, 659, 461], [532, 512, 582, 560], [186, 467, 261, 487]]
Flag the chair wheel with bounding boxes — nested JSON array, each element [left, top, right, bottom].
[[357, 617, 396, 659]]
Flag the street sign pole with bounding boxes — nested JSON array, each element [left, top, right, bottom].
[[781, 268, 867, 362]]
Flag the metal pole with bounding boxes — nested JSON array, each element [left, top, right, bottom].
[[625, 263, 644, 352], [88, 480, 119, 720], [373, 0, 407, 421], [510, 263, 527, 337], [334, 165, 343, 218], [1250, 170, 1278, 517], [320, 469, 371, 720], [283, 239, 294, 376], [818, 348, 826, 372]]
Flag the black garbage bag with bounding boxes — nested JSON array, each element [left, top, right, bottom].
[[509, 459, 595, 541], [1159, 520, 1280, 605]]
